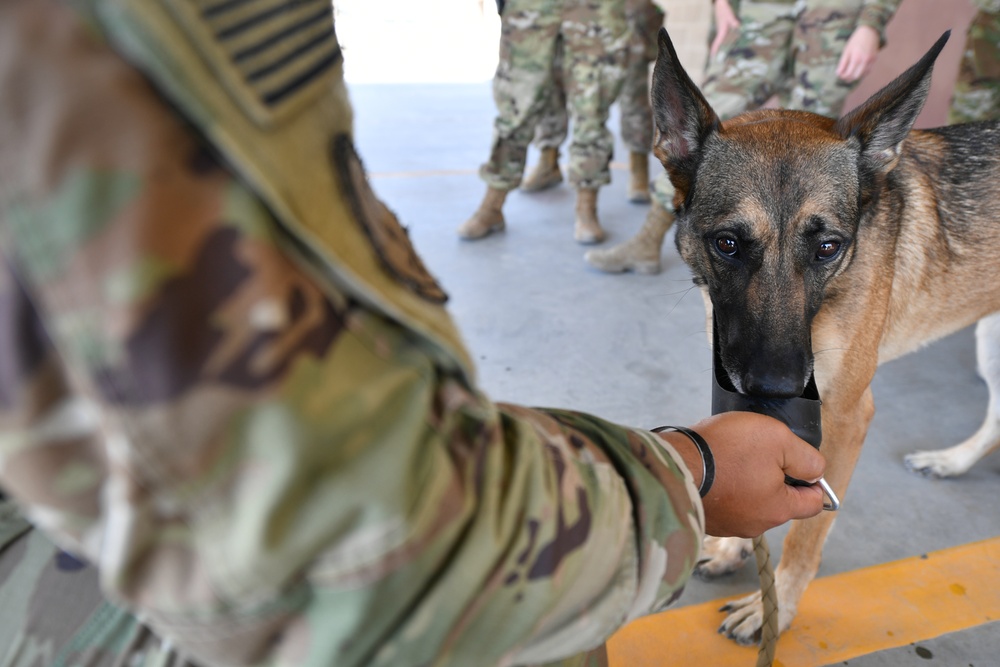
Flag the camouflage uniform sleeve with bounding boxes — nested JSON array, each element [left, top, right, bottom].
[[0, 2, 704, 666], [857, 0, 903, 47]]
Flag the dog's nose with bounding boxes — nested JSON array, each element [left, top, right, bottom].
[[742, 370, 804, 399]]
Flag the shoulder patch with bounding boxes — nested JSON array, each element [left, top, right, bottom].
[[331, 135, 449, 305], [165, 0, 342, 127]]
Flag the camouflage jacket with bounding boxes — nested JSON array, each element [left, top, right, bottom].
[[730, 0, 902, 46], [972, 0, 1000, 13], [0, 1, 703, 666], [855, 0, 903, 46]]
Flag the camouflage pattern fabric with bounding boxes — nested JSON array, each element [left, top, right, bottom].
[[973, 0, 1000, 11], [531, 35, 570, 151], [949, 5, 1000, 124], [0, 1, 705, 666], [651, 0, 900, 210], [531, 0, 664, 155], [480, 0, 629, 191], [617, 0, 665, 154], [704, 0, 900, 119], [0, 509, 199, 666]]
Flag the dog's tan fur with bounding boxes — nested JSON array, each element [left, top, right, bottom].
[[650, 30, 1000, 642]]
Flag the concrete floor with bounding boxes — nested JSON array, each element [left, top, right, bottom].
[[348, 81, 1000, 666]]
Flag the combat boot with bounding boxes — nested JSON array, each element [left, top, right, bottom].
[[628, 151, 651, 203], [584, 201, 675, 274], [574, 187, 606, 244], [521, 147, 563, 192], [458, 187, 507, 240]]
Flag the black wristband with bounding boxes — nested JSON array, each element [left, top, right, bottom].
[[652, 425, 716, 498]]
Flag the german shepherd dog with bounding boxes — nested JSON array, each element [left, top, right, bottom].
[[650, 29, 1000, 643]]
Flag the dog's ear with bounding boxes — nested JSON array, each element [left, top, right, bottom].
[[650, 27, 720, 206], [834, 31, 950, 174]]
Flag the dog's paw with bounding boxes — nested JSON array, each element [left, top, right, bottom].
[[717, 590, 765, 646], [694, 536, 753, 580], [904, 449, 967, 479], [718, 588, 796, 646]]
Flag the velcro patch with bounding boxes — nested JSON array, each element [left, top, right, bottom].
[[167, 0, 341, 127], [332, 135, 449, 305]]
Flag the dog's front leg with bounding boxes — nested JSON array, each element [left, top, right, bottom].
[[716, 384, 875, 645], [694, 535, 754, 578]]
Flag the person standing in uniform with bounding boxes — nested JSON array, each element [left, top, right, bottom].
[[949, 0, 1000, 124], [519, 0, 666, 205], [458, 0, 630, 245], [585, 0, 901, 275]]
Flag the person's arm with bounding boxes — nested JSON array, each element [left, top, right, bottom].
[[836, 24, 881, 83], [710, 0, 742, 58], [855, 0, 902, 48], [0, 256, 823, 667], [0, 3, 823, 666], [835, 0, 901, 83]]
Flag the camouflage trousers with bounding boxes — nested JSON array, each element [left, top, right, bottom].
[[704, 0, 864, 118], [532, 0, 663, 155], [0, 503, 198, 667], [480, 0, 629, 191], [652, 0, 864, 209], [949, 7, 1000, 124]]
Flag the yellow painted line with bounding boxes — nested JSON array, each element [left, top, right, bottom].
[[608, 536, 1000, 666]]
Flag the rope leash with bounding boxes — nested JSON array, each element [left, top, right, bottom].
[[706, 319, 835, 666], [754, 534, 780, 667], [654, 423, 781, 665]]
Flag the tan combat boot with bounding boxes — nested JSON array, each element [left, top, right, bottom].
[[628, 151, 651, 203], [457, 187, 508, 240], [574, 187, 606, 245], [584, 201, 675, 274], [521, 147, 563, 192]]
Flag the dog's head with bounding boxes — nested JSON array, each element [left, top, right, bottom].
[[653, 30, 949, 397]]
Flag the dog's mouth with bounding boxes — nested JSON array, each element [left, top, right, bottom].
[[711, 317, 822, 448]]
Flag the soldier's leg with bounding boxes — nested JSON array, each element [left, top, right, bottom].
[[587, 2, 795, 274], [701, 0, 798, 119], [949, 9, 1000, 124], [523, 35, 568, 192], [618, 0, 665, 204], [618, 54, 653, 203], [461, 1, 562, 239], [788, 0, 864, 117], [561, 1, 629, 244], [584, 173, 675, 274]]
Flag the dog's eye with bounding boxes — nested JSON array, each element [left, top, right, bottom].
[[815, 241, 841, 261], [715, 236, 739, 257]]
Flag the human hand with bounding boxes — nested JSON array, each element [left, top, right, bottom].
[[660, 412, 826, 537], [710, 0, 741, 58], [836, 24, 880, 83]]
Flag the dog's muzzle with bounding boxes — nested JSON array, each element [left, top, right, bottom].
[[711, 317, 839, 511]]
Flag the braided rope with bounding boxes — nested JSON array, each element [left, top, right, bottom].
[[754, 534, 780, 667]]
